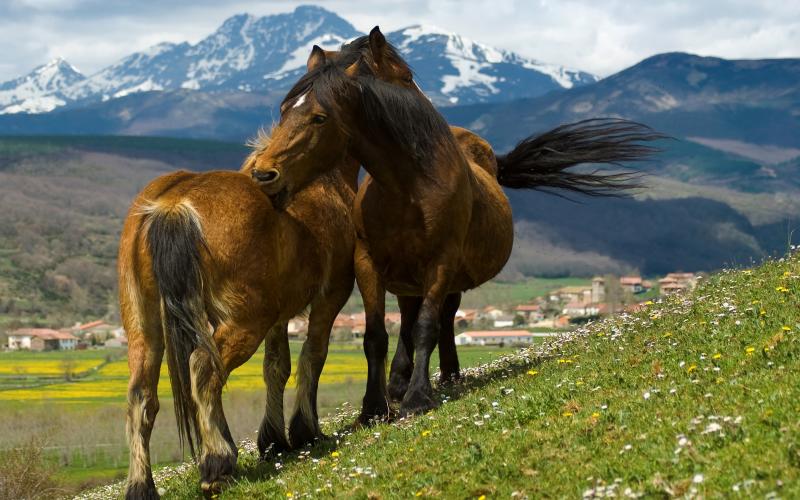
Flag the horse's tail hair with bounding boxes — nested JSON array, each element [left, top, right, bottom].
[[142, 199, 222, 458], [495, 118, 666, 197]]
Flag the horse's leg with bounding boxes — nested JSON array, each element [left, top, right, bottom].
[[193, 320, 267, 496], [355, 242, 390, 423], [257, 323, 290, 457], [387, 295, 422, 402], [400, 264, 452, 416], [438, 292, 462, 384], [124, 308, 163, 500], [289, 283, 351, 448]]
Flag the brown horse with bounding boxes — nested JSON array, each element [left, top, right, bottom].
[[118, 139, 357, 498], [251, 36, 662, 421]]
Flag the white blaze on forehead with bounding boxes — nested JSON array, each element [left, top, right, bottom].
[[292, 92, 308, 109]]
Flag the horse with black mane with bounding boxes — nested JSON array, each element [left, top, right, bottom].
[[250, 32, 663, 421], [119, 139, 358, 498]]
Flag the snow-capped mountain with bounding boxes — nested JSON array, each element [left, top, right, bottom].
[[387, 25, 597, 105], [0, 5, 598, 115], [0, 58, 86, 114]]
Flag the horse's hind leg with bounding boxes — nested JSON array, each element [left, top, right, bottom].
[[257, 323, 290, 457], [438, 293, 462, 384], [188, 346, 236, 496], [289, 284, 351, 448], [194, 319, 269, 495], [124, 304, 163, 500], [388, 296, 422, 402]]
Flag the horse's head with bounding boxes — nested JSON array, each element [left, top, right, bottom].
[[333, 27, 421, 94], [249, 48, 356, 207]]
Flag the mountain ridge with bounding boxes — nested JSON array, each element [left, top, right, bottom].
[[0, 5, 595, 114]]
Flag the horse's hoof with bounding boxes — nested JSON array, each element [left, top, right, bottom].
[[387, 378, 409, 403], [438, 371, 461, 386], [199, 453, 236, 496], [125, 479, 159, 500], [399, 390, 438, 417], [358, 396, 391, 425], [288, 413, 324, 449], [257, 425, 290, 459]]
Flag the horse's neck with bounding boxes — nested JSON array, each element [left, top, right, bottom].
[[336, 157, 361, 193], [354, 136, 467, 197]]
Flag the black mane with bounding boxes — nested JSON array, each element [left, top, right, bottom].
[[280, 41, 454, 168]]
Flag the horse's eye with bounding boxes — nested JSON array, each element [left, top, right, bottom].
[[403, 74, 413, 83], [312, 114, 327, 124]]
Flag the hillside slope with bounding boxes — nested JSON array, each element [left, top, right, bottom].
[[81, 250, 800, 498]]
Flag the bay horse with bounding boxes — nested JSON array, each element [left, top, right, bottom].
[[324, 32, 663, 402], [118, 139, 357, 498], [250, 36, 662, 421]]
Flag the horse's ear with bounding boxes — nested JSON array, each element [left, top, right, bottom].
[[369, 26, 386, 64], [307, 45, 326, 71], [344, 60, 360, 78]]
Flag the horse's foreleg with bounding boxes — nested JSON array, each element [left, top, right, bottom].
[[388, 295, 422, 402], [124, 315, 163, 500], [400, 263, 452, 416], [258, 323, 290, 457], [355, 242, 390, 424], [289, 284, 350, 447], [438, 293, 462, 384]]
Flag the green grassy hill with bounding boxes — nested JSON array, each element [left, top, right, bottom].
[[79, 250, 800, 499]]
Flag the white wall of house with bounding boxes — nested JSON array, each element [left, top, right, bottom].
[[7, 335, 32, 350]]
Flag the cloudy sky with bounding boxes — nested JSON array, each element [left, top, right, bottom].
[[1, 0, 798, 81]]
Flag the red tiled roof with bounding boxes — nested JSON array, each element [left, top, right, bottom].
[[515, 304, 541, 312], [76, 320, 107, 331], [620, 276, 642, 285], [459, 330, 532, 338], [10, 328, 78, 340]]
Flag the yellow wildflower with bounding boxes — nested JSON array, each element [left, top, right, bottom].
[[687, 364, 697, 374], [712, 353, 722, 360], [478, 496, 487, 500], [645, 300, 654, 305], [330, 451, 340, 458], [782, 326, 792, 331], [562, 412, 573, 417], [745, 346, 755, 355], [527, 369, 538, 376], [421, 430, 431, 437], [663, 332, 672, 338], [591, 412, 601, 418], [576, 381, 584, 386]]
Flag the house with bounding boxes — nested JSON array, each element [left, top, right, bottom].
[[562, 301, 601, 318], [492, 314, 516, 329], [619, 276, 644, 294], [7, 328, 78, 351], [514, 304, 544, 323], [104, 337, 128, 349], [287, 318, 308, 339], [332, 312, 367, 339], [455, 309, 478, 328], [70, 320, 120, 343], [659, 273, 697, 295], [455, 330, 534, 346], [480, 306, 505, 320], [384, 312, 403, 331], [550, 286, 592, 304]]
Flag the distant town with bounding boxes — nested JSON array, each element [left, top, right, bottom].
[[2, 272, 698, 351]]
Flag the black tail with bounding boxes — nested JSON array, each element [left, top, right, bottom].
[[496, 118, 666, 197], [145, 202, 222, 458]]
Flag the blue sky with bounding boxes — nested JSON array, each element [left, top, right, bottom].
[[1, 0, 798, 80]]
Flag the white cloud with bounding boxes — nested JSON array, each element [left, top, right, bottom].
[[0, 0, 798, 81]]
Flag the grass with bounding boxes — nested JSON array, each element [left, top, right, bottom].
[[107, 250, 800, 499]]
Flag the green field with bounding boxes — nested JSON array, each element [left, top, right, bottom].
[[102, 251, 800, 499], [0, 341, 519, 494]]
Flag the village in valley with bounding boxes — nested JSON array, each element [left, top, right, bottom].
[[2, 272, 698, 352]]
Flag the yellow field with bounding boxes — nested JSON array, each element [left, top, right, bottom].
[[0, 344, 371, 405], [0, 343, 514, 405]]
